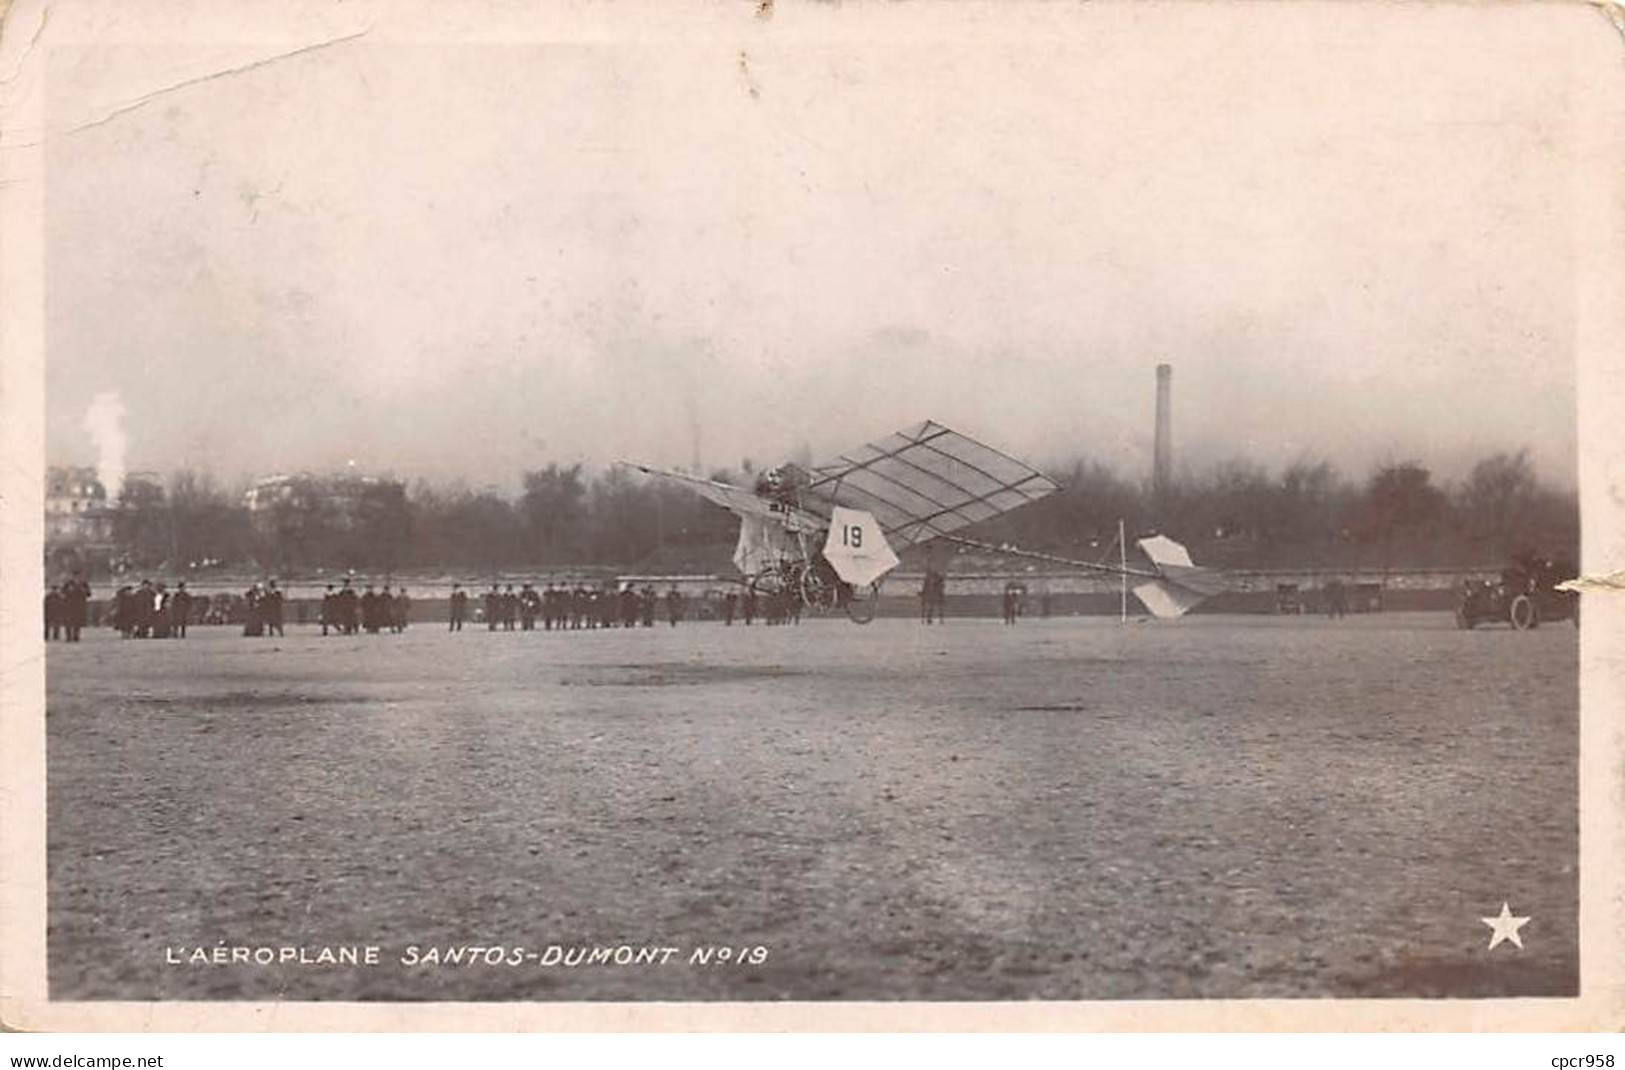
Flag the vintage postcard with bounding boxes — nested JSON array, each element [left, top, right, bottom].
[[2, 0, 1622, 1031]]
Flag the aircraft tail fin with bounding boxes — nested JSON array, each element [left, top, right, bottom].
[[1133, 534, 1224, 619]]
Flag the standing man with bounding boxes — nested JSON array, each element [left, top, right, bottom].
[[152, 583, 172, 639], [502, 584, 519, 631], [171, 581, 193, 638], [339, 578, 359, 635], [44, 585, 62, 641], [264, 580, 286, 637], [520, 584, 539, 631], [113, 585, 133, 638], [320, 584, 336, 636], [61, 575, 91, 642], [723, 590, 737, 626], [666, 585, 684, 627], [73, 578, 90, 638], [449, 583, 468, 632], [394, 588, 412, 632], [485, 584, 501, 631], [242, 582, 263, 637], [360, 585, 380, 634]]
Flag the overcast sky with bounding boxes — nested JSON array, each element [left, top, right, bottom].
[[44, 10, 1580, 493]]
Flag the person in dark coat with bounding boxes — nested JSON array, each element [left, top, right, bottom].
[[377, 587, 394, 634], [64, 576, 91, 642], [112, 585, 133, 637], [360, 585, 380, 634], [242, 583, 264, 637], [393, 588, 411, 632], [723, 590, 737, 626], [171, 581, 193, 637], [44, 586, 62, 641], [338, 578, 359, 634], [485, 585, 501, 631], [1325, 579, 1348, 620], [501, 585, 518, 631], [519, 584, 539, 631], [151, 583, 172, 639], [742, 587, 757, 626], [264, 580, 285, 637], [128, 579, 152, 638], [666, 586, 684, 627], [320, 585, 336, 636], [449, 584, 468, 632], [618, 584, 638, 628]]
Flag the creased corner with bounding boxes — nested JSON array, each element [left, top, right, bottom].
[[1556, 573, 1625, 593], [1590, 0, 1625, 47], [0, 3, 50, 87]]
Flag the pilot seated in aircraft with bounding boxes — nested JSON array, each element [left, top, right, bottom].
[[754, 463, 809, 513]]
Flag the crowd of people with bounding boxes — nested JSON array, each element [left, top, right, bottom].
[[43, 571, 915, 640], [316, 579, 411, 635], [42, 577, 92, 641], [447, 582, 693, 631]]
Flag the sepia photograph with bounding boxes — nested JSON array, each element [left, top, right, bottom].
[[3, 0, 1623, 1031]]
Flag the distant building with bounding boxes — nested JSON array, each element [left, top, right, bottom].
[[45, 466, 119, 576], [243, 472, 405, 534], [45, 466, 114, 544]]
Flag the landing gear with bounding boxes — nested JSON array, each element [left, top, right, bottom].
[[748, 556, 870, 619], [844, 581, 880, 624], [799, 560, 839, 610]]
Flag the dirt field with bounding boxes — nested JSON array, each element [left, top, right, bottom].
[[45, 612, 1577, 1001]]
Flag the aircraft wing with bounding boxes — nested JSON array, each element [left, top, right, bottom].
[[804, 420, 1059, 551], [619, 462, 827, 534]]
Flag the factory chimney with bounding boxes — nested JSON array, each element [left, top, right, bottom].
[[1153, 363, 1173, 499]]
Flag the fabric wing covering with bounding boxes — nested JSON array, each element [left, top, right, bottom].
[[804, 421, 1060, 550]]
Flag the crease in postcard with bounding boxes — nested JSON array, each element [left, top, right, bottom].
[[66, 26, 372, 137]]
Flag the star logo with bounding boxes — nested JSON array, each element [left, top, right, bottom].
[[1481, 902, 1530, 950]]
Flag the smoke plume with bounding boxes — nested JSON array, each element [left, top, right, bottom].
[[82, 390, 127, 502]]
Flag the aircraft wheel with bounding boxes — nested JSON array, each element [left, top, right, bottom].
[[1509, 594, 1538, 631], [799, 565, 833, 610], [845, 582, 880, 624]]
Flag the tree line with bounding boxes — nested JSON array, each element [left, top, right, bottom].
[[86, 450, 1576, 577]]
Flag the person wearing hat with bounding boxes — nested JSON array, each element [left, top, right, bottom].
[[171, 581, 192, 638], [264, 579, 285, 637], [449, 583, 468, 632]]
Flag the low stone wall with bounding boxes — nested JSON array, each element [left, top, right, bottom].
[[78, 566, 1476, 625]]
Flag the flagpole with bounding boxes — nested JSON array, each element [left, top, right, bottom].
[[1119, 518, 1128, 624]]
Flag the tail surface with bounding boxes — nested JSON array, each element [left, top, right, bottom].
[[1132, 535, 1224, 619]]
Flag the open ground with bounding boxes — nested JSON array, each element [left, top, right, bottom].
[[46, 612, 1577, 1000]]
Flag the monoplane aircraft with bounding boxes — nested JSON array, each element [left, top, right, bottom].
[[622, 420, 1222, 623]]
